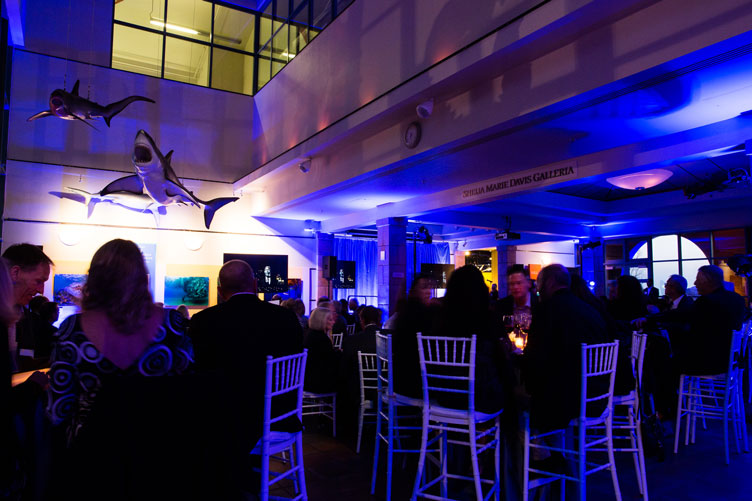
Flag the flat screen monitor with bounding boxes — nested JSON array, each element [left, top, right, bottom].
[[333, 260, 356, 289], [224, 253, 289, 294], [420, 263, 455, 288]]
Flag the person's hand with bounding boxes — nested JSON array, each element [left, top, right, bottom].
[[646, 304, 660, 315], [26, 371, 49, 389]]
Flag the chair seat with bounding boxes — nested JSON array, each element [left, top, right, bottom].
[[428, 404, 503, 425], [392, 392, 424, 408], [250, 431, 298, 455], [612, 391, 636, 406], [361, 400, 374, 410], [303, 391, 337, 398]]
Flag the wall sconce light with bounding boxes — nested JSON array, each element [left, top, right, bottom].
[[58, 228, 82, 246], [183, 233, 204, 251], [299, 158, 311, 173], [606, 168, 673, 190]]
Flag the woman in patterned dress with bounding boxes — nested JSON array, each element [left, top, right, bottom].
[[47, 239, 193, 445]]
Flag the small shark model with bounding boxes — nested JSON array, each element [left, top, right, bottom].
[[50, 187, 166, 226], [27, 80, 155, 129], [104, 129, 237, 229]]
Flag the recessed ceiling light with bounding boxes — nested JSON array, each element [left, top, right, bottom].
[[606, 168, 673, 190]]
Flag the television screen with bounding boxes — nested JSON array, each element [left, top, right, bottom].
[[224, 253, 289, 294], [420, 263, 455, 288], [333, 260, 356, 289]]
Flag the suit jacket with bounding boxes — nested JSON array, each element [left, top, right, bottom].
[[496, 292, 538, 317], [303, 329, 341, 393], [189, 294, 304, 452], [674, 288, 747, 375], [523, 289, 609, 431]]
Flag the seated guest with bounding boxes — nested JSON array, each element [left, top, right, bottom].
[[634, 274, 693, 330], [608, 275, 648, 326], [436, 265, 506, 413], [340, 299, 355, 326], [292, 298, 308, 329], [392, 274, 436, 399], [304, 307, 341, 393], [523, 264, 609, 431], [673, 265, 747, 375], [2, 244, 53, 371], [317, 296, 330, 307], [497, 264, 537, 317], [337, 306, 382, 440], [190, 259, 303, 497], [330, 299, 347, 334]]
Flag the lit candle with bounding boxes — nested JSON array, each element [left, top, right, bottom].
[[515, 337, 525, 350]]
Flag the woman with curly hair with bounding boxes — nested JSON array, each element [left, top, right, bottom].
[[47, 239, 193, 445]]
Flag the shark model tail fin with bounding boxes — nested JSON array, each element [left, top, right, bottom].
[[102, 96, 156, 127], [203, 197, 238, 229]]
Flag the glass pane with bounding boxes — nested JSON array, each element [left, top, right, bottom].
[[681, 231, 711, 259], [628, 265, 648, 282], [112, 24, 163, 78], [165, 0, 212, 43], [651, 235, 679, 261], [272, 22, 290, 61], [335, 0, 354, 16], [627, 238, 648, 260], [277, 0, 291, 20], [652, 261, 678, 295], [164, 37, 210, 86], [310, 27, 321, 41], [115, 0, 165, 30], [257, 56, 271, 89], [682, 260, 710, 296], [293, 0, 309, 26], [259, 15, 273, 54], [715, 260, 747, 297], [211, 48, 253, 95], [272, 59, 285, 77], [713, 228, 746, 259], [311, 0, 332, 29], [214, 5, 255, 52], [605, 242, 623, 262]]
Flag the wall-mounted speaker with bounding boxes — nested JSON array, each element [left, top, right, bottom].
[[322, 256, 337, 279]]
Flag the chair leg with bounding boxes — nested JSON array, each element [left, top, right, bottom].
[[578, 422, 586, 501], [605, 415, 622, 501], [386, 402, 395, 501], [723, 390, 730, 465], [469, 423, 483, 501], [357, 403, 365, 454], [295, 434, 308, 501], [674, 376, 685, 454], [522, 415, 530, 501], [332, 395, 337, 437], [440, 429, 448, 500], [634, 412, 649, 500], [261, 450, 270, 501], [494, 418, 501, 501], [370, 405, 382, 495], [560, 431, 566, 501], [627, 408, 643, 495], [412, 410, 429, 501], [731, 387, 741, 456]]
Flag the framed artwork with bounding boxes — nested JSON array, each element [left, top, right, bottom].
[[53, 274, 87, 306], [164, 276, 210, 306]]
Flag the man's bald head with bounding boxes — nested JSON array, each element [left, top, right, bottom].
[[218, 260, 256, 300]]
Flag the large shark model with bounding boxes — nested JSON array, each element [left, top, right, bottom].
[[50, 187, 166, 226], [122, 130, 237, 228], [27, 80, 154, 129]]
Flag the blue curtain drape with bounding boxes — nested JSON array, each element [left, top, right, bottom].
[[331, 238, 451, 304]]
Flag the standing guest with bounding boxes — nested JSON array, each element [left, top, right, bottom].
[[644, 278, 660, 306], [497, 265, 537, 318], [2, 244, 54, 371], [391, 274, 437, 399], [38, 301, 60, 327], [523, 264, 609, 431], [348, 298, 359, 317], [47, 239, 194, 499], [330, 299, 347, 334], [28, 295, 50, 315], [673, 265, 747, 375], [340, 299, 355, 326], [304, 307, 340, 393], [489, 283, 499, 301]]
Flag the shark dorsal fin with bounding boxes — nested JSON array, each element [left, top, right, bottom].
[[71, 80, 80, 96], [165, 150, 174, 165]]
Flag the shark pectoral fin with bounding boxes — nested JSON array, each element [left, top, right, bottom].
[[86, 200, 97, 219], [71, 80, 80, 96], [101, 175, 144, 196], [49, 190, 87, 205], [27, 110, 54, 122], [203, 197, 239, 229], [71, 113, 98, 130]]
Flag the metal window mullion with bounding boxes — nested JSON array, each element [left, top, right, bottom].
[[209, 2, 215, 88], [161, 0, 168, 79], [253, 10, 260, 94]]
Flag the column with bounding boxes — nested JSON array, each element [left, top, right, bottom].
[[377, 217, 407, 317], [495, 244, 517, 297], [316, 232, 334, 302]]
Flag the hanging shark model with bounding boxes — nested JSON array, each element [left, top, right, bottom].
[[27, 80, 155, 129], [49, 187, 167, 226], [122, 129, 237, 228]]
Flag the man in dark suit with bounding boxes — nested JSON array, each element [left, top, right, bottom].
[[644, 278, 660, 306], [189, 260, 304, 495], [337, 306, 382, 441], [496, 264, 538, 317], [523, 264, 609, 431], [673, 265, 747, 375]]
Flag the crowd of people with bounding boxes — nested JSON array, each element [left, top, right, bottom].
[[1, 237, 749, 500]]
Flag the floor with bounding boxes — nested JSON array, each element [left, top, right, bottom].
[[268, 412, 752, 500]]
